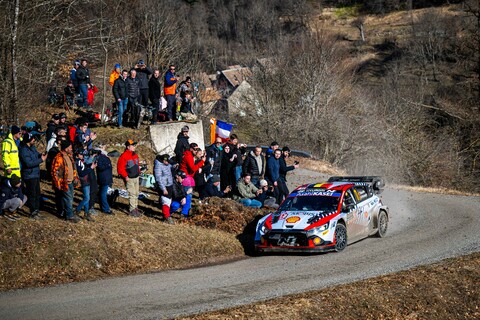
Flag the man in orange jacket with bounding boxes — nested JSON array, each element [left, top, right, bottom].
[[164, 64, 178, 121], [108, 63, 121, 87]]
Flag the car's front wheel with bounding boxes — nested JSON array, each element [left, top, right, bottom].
[[375, 211, 388, 238], [334, 223, 347, 252]]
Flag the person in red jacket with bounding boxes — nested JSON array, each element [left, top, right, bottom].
[[179, 143, 205, 178], [117, 139, 141, 217]]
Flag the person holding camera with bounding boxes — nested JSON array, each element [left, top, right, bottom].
[[19, 133, 47, 220], [135, 59, 153, 106], [278, 146, 299, 202]]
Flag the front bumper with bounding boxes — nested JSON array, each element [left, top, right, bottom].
[[255, 243, 336, 253]]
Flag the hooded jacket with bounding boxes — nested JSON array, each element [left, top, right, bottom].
[[19, 143, 43, 180], [2, 133, 21, 178]]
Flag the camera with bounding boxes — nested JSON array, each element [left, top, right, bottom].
[[294, 161, 299, 165]]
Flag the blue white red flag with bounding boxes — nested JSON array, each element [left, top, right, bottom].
[[210, 118, 234, 143]]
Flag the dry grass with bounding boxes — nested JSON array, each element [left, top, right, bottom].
[[178, 253, 480, 320]]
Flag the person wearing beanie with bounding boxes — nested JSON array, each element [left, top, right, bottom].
[[0, 174, 27, 221], [117, 139, 141, 217], [109, 63, 121, 87], [202, 174, 231, 199], [51, 138, 81, 223], [1, 125, 22, 178], [19, 133, 47, 220]]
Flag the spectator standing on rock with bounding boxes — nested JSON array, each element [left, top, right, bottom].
[[135, 59, 152, 106], [113, 69, 129, 128], [154, 154, 175, 224], [117, 139, 141, 217], [19, 133, 47, 220], [174, 126, 190, 164], [149, 69, 162, 125], [2, 125, 22, 179], [126, 69, 141, 127], [52, 140, 81, 223], [164, 65, 178, 121], [76, 59, 91, 109]]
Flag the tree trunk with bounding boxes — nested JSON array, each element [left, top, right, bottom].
[[11, 0, 20, 124]]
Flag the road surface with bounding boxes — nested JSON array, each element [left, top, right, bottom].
[[1, 169, 479, 319]]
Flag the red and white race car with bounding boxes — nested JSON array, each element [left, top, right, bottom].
[[255, 176, 389, 253]]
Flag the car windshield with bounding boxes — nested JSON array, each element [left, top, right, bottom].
[[279, 195, 339, 212]]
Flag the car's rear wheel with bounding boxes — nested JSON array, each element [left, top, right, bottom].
[[375, 211, 388, 238], [334, 223, 347, 252]]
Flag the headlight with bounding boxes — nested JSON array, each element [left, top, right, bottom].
[[306, 222, 330, 237], [260, 223, 270, 235]]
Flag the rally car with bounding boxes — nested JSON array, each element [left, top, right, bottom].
[[255, 176, 389, 253]]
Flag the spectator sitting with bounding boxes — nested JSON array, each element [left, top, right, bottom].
[[202, 174, 231, 199], [257, 179, 279, 209], [64, 80, 76, 108], [236, 172, 263, 208], [0, 174, 27, 221], [179, 91, 197, 121], [170, 171, 191, 221]]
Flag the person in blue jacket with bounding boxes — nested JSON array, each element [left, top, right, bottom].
[[19, 133, 47, 219], [95, 149, 113, 214], [266, 148, 282, 205]]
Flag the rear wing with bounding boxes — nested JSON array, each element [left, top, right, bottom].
[[327, 176, 385, 194]]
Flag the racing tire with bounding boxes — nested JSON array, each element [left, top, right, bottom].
[[375, 211, 388, 238], [334, 223, 347, 252]]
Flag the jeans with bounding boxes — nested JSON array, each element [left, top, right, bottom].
[[171, 194, 192, 216], [99, 184, 111, 213], [62, 183, 74, 219], [79, 84, 88, 107], [234, 166, 243, 183], [166, 95, 176, 120], [117, 98, 128, 127], [239, 198, 262, 208], [76, 185, 90, 213]]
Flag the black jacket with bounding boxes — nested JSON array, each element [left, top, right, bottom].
[[172, 180, 186, 201], [148, 76, 161, 102], [113, 77, 128, 100], [76, 66, 91, 85], [45, 121, 57, 142], [96, 153, 113, 186], [19, 144, 43, 180], [243, 151, 265, 179], [279, 156, 295, 182], [126, 77, 140, 100], [174, 133, 189, 164], [202, 180, 225, 199]]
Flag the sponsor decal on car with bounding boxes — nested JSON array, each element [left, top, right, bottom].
[[286, 216, 301, 224]]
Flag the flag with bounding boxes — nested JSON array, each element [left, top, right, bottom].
[[210, 118, 233, 144]]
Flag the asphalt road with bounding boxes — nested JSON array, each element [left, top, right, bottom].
[[1, 169, 479, 320]]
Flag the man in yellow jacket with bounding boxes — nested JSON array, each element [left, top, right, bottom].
[[2, 125, 22, 178]]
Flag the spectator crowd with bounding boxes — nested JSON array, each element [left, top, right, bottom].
[[1, 60, 299, 224]]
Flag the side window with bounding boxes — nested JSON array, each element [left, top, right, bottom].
[[344, 189, 356, 206], [353, 186, 369, 202]]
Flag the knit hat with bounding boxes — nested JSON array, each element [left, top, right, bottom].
[[11, 125, 21, 135], [211, 175, 220, 183], [60, 139, 72, 150], [10, 174, 21, 187], [137, 59, 145, 65], [52, 114, 60, 120], [59, 112, 67, 119], [22, 133, 35, 144], [114, 63, 121, 69], [259, 179, 268, 187], [181, 125, 189, 132]]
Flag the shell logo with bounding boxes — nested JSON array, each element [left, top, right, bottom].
[[286, 216, 301, 224]]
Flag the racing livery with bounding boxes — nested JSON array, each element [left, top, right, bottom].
[[255, 176, 389, 253]]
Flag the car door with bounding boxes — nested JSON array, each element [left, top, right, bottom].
[[342, 189, 361, 241], [352, 186, 375, 238]]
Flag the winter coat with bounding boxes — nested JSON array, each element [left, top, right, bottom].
[[113, 77, 128, 100], [203, 180, 225, 199], [19, 143, 43, 180], [179, 150, 205, 177], [205, 144, 222, 175], [108, 69, 120, 87], [243, 151, 265, 179], [1, 133, 21, 178], [117, 149, 140, 179], [266, 156, 280, 183], [172, 180, 186, 201], [126, 77, 140, 100], [70, 68, 78, 88], [52, 151, 79, 191], [149, 76, 162, 103], [220, 150, 236, 191], [76, 66, 91, 85], [228, 143, 246, 167], [237, 179, 258, 200], [76, 158, 93, 187], [0, 178, 24, 210], [135, 66, 153, 89], [279, 156, 295, 182], [163, 70, 177, 96], [45, 121, 57, 142], [96, 153, 113, 186], [154, 159, 173, 192], [174, 133, 189, 164]]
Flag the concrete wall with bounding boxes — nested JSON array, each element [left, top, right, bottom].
[[149, 121, 205, 156]]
